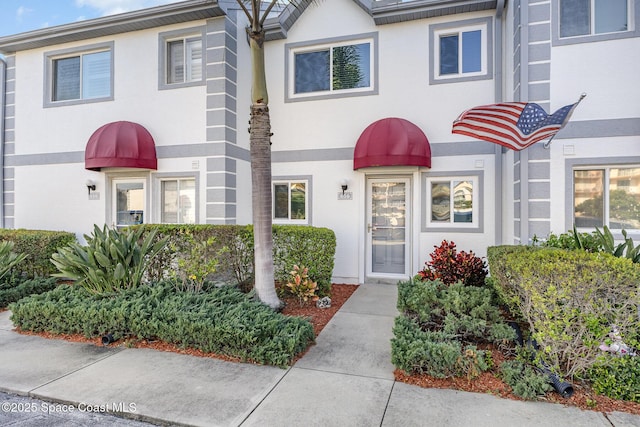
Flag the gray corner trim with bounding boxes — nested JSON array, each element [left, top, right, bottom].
[[0, 0, 224, 54], [0, 57, 5, 227], [372, 0, 498, 25], [272, 148, 353, 163], [284, 32, 379, 103], [152, 172, 200, 223], [43, 41, 115, 109], [421, 170, 484, 233], [158, 26, 207, 91], [272, 175, 313, 225], [519, 148, 529, 240], [551, 0, 640, 47], [520, 0, 529, 102], [558, 118, 640, 139], [564, 155, 640, 232], [429, 16, 494, 86]]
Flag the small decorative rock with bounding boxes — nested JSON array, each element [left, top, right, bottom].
[[316, 296, 331, 309]]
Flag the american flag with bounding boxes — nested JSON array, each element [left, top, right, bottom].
[[452, 101, 580, 151]]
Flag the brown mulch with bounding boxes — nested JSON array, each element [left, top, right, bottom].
[[11, 283, 640, 415]]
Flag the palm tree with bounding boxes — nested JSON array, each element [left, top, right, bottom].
[[235, 1, 292, 310]]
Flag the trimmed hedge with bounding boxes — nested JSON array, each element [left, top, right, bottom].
[[0, 229, 76, 277], [0, 276, 58, 308], [487, 245, 640, 379], [137, 224, 336, 295], [9, 282, 314, 367]]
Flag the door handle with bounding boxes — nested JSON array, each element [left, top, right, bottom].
[[367, 224, 375, 233]]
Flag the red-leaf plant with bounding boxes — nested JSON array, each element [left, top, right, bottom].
[[417, 240, 487, 287]]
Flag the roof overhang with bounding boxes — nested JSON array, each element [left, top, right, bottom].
[[85, 121, 157, 171], [0, 0, 224, 53], [372, 0, 498, 25], [354, 117, 431, 170]]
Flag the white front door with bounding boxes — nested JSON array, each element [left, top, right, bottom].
[[112, 179, 146, 228], [366, 177, 411, 278]]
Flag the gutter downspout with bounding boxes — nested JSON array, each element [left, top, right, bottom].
[[0, 57, 5, 228], [494, 0, 505, 245]]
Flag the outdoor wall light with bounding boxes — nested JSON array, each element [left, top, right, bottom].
[[86, 179, 96, 195], [340, 179, 349, 195]]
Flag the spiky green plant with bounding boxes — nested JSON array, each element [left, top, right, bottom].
[[51, 225, 167, 294], [0, 241, 28, 280]]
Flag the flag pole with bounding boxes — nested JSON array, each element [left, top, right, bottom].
[[543, 93, 587, 149]]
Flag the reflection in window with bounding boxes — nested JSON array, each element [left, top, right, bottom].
[[161, 178, 195, 224], [52, 50, 111, 101], [574, 167, 640, 230], [167, 37, 202, 84], [293, 42, 371, 94], [560, 0, 628, 38], [431, 181, 473, 223], [274, 181, 307, 222], [116, 182, 144, 227]]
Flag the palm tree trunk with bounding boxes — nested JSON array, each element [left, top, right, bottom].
[[248, 29, 282, 310]]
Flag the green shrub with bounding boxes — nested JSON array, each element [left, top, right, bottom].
[[0, 276, 58, 308], [397, 279, 515, 344], [138, 224, 336, 296], [537, 227, 602, 253], [51, 225, 167, 295], [391, 316, 490, 378], [487, 245, 640, 378], [9, 282, 314, 367], [499, 360, 552, 400], [0, 229, 76, 277], [589, 356, 640, 402]]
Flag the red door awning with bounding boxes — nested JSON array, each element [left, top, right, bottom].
[[354, 117, 431, 170], [85, 121, 157, 171]]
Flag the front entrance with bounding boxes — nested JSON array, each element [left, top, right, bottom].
[[112, 178, 146, 228], [366, 177, 411, 279]]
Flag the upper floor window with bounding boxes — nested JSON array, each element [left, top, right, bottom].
[[429, 18, 492, 85], [560, 0, 628, 38], [167, 37, 202, 84], [286, 33, 378, 102], [574, 166, 640, 230], [273, 179, 309, 224], [45, 42, 113, 107], [159, 27, 205, 90]]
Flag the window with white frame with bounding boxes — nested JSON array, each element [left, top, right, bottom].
[[159, 28, 205, 90], [286, 33, 376, 101], [430, 18, 491, 84], [426, 176, 479, 228], [273, 180, 308, 223], [560, 0, 629, 38], [161, 178, 196, 224], [574, 166, 640, 230], [45, 43, 113, 106]]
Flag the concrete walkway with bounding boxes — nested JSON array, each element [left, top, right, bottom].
[[1, 284, 639, 427]]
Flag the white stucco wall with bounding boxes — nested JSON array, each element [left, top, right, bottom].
[[261, 0, 500, 283]]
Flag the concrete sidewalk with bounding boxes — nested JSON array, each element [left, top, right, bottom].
[[1, 284, 639, 427]]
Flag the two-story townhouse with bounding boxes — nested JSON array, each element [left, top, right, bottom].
[[1, 0, 639, 286], [0, 0, 249, 238]]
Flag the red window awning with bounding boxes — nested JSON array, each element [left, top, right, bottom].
[[353, 117, 431, 170], [85, 121, 157, 171]]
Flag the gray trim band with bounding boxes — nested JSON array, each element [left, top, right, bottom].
[[558, 118, 640, 139]]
